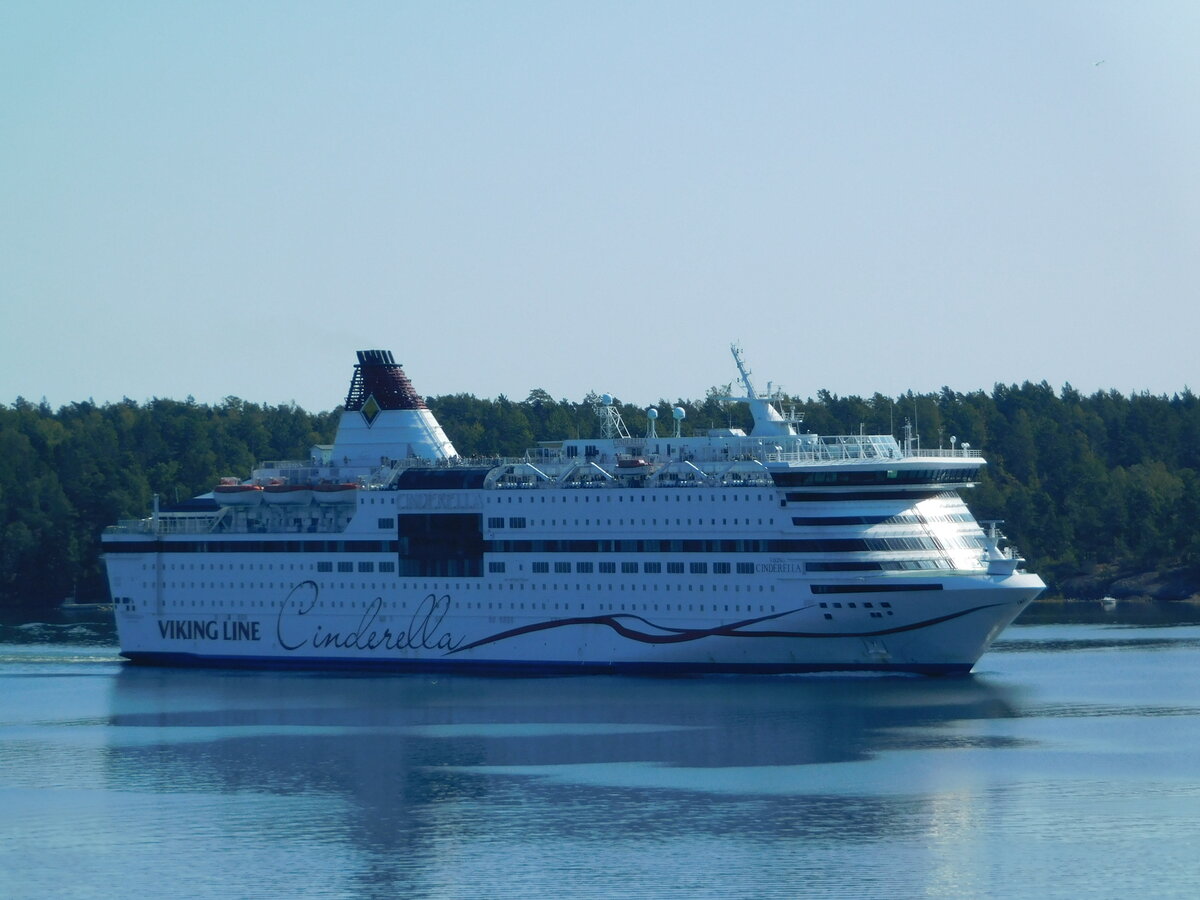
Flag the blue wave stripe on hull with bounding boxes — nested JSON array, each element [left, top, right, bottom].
[[450, 601, 1013, 655]]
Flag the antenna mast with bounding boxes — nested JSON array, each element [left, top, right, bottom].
[[731, 343, 757, 398]]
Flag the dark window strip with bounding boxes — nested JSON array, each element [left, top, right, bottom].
[[484, 539, 881, 554], [811, 583, 944, 594], [792, 515, 897, 526], [103, 540, 398, 554], [784, 490, 946, 503], [772, 468, 977, 487], [806, 561, 884, 572]]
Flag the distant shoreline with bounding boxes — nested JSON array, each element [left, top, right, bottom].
[[1036, 595, 1200, 605]]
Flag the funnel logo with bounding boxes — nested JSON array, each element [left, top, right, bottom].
[[361, 394, 381, 426]]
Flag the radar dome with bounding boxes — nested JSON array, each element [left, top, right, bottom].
[[672, 407, 686, 420], [646, 408, 658, 419]]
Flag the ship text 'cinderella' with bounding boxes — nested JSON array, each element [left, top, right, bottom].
[[102, 347, 1045, 674]]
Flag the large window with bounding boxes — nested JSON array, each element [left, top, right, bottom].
[[398, 514, 484, 577]]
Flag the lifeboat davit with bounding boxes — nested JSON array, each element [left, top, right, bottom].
[[313, 483, 359, 504], [213, 481, 264, 506]]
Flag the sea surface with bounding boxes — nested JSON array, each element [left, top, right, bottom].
[[2, 603, 1199, 899]]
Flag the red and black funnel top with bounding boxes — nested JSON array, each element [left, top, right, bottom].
[[343, 350, 427, 411]]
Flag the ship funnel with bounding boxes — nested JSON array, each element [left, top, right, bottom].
[[331, 350, 458, 466]]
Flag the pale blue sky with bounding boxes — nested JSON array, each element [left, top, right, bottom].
[[3, 2, 1197, 411]]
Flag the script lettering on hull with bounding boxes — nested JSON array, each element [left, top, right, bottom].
[[275, 581, 466, 654]]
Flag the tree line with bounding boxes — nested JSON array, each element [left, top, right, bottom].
[[3, 381, 1199, 612]]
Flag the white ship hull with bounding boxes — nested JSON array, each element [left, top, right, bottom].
[[102, 348, 1045, 675], [106, 564, 1039, 674]]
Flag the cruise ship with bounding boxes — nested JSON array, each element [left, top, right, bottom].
[[101, 347, 1044, 674]]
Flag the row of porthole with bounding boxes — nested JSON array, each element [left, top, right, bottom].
[[492, 518, 774, 528], [491, 494, 771, 504], [143, 563, 309, 570], [149, 581, 774, 594], [157, 597, 778, 616]]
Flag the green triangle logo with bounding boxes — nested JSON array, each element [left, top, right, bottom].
[[362, 394, 381, 427]]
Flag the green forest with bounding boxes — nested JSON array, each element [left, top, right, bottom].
[[4, 380, 1200, 614]]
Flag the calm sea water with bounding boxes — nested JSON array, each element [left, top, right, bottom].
[[2, 604, 1200, 899]]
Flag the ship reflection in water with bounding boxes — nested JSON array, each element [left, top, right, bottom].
[[97, 670, 1018, 893]]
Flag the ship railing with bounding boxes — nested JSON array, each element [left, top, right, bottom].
[[765, 439, 895, 463], [515, 435, 983, 467], [257, 459, 313, 470], [359, 442, 983, 485], [379, 455, 531, 470], [765, 442, 982, 464], [907, 448, 984, 458], [155, 514, 222, 534], [105, 513, 222, 536], [105, 520, 156, 534]]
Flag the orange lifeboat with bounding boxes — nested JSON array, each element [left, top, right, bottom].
[[262, 480, 313, 505], [213, 479, 264, 506], [313, 482, 359, 505]]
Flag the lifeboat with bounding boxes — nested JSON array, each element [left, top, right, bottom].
[[213, 480, 264, 506], [615, 456, 652, 477], [262, 481, 314, 505], [313, 482, 359, 504]]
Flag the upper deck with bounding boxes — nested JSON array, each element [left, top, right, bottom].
[[102, 345, 985, 538]]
